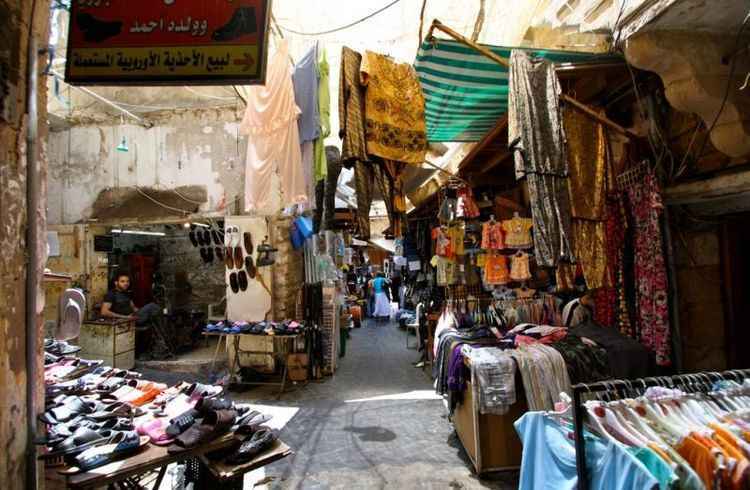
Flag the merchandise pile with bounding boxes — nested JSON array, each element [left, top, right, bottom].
[[41, 339, 278, 474], [204, 320, 305, 335]]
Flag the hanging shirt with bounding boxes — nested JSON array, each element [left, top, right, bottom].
[[339, 47, 368, 167], [484, 253, 510, 285], [241, 41, 306, 211], [514, 411, 659, 490], [502, 216, 534, 249], [481, 221, 505, 250], [313, 47, 330, 182], [360, 51, 428, 164], [292, 45, 321, 143], [510, 252, 532, 282]]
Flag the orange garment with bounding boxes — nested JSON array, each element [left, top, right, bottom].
[[710, 424, 750, 490], [484, 253, 510, 285], [676, 434, 719, 489], [646, 442, 673, 464]]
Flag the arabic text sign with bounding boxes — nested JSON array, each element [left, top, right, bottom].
[[66, 0, 270, 85]]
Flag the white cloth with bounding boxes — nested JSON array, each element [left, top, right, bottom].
[[373, 292, 391, 317], [241, 41, 307, 212]]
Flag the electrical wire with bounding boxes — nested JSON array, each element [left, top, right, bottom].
[[276, 0, 404, 36], [693, 10, 750, 163], [134, 186, 193, 216]]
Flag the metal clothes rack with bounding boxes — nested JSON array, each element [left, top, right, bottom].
[[572, 369, 750, 490]]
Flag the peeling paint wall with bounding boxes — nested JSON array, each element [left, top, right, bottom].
[[0, 0, 50, 488], [47, 107, 283, 224]]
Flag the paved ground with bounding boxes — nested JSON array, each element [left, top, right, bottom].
[[145, 320, 519, 489]]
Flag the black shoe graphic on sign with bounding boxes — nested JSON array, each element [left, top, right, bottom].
[[212, 7, 257, 42], [76, 13, 122, 43]]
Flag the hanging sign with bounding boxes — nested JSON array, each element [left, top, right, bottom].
[[65, 0, 271, 85]]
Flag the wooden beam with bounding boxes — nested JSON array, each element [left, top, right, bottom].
[[478, 151, 513, 175], [663, 167, 750, 205], [458, 116, 508, 171], [560, 94, 639, 140], [429, 20, 509, 68]]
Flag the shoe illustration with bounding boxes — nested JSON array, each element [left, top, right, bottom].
[[212, 7, 257, 42], [76, 13, 122, 43]]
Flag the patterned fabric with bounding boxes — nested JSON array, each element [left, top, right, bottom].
[[508, 50, 567, 179], [484, 253, 510, 285], [323, 146, 342, 230], [526, 173, 575, 267], [339, 47, 368, 166], [625, 170, 670, 366], [482, 222, 505, 249], [571, 220, 611, 290], [353, 161, 373, 239], [564, 108, 608, 220], [510, 252, 532, 282], [501, 216, 533, 249], [360, 51, 427, 164]]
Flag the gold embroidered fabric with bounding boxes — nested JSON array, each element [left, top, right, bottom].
[[360, 51, 427, 164], [339, 47, 368, 165], [571, 220, 612, 289], [564, 108, 610, 220]]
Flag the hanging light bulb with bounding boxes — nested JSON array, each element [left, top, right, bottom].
[[116, 136, 129, 152]]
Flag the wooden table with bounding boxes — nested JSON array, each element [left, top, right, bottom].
[[227, 333, 304, 399], [62, 433, 290, 489]]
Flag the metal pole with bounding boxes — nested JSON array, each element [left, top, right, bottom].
[[572, 387, 588, 490], [25, 36, 40, 490]]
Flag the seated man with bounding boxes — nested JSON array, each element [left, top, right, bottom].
[[101, 272, 161, 326]]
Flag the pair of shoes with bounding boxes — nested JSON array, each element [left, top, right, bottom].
[[225, 428, 277, 464], [229, 271, 249, 293]]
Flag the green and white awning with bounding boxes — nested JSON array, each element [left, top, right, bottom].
[[414, 39, 619, 142]]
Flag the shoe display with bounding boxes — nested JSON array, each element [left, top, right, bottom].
[[225, 428, 277, 464], [245, 255, 257, 279], [212, 7, 257, 42], [238, 270, 248, 292]]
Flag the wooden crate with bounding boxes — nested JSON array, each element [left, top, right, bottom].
[[78, 319, 135, 370]]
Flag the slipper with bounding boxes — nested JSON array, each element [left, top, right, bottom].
[[168, 409, 236, 453], [225, 428, 277, 464], [238, 270, 248, 292], [243, 232, 253, 255], [212, 230, 222, 245], [215, 247, 224, 261], [39, 396, 97, 424], [189, 231, 198, 247], [72, 432, 149, 472], [184, 383, 223, 399], [224, 227, 233, 247], [233, 246, 243, 270], [165, 409, 198, 438], [230, 226, 240, 247], [229, 273, 239, 294], [205, 247, 214, 264], [44, 427, 106, 458], [245, 256, 257, 279], [224, 247, 234, 269], [203, 230, 212, 246], [85, 401, 136, 421], [130, 384, 166, 407], [137, 418, 174, 446]]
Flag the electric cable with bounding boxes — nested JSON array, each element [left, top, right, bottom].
[[276, 0, 403, 36]]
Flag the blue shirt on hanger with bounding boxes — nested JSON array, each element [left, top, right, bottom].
[[514, 411, 659, 490]]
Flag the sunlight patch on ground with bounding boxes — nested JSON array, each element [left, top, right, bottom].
[[345, 390, 442, 403]]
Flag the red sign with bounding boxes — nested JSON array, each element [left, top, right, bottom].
[[65, 0, 271, 85]]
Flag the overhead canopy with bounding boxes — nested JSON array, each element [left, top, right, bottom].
[[414, 39, 620, 142]]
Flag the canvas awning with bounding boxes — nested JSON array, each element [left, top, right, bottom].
[[414, 38, 620, 142]]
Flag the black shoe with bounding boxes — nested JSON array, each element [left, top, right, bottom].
[[76, 12, 123, 43], [225, 428, 277, 465], [245, 256, 256, 279], [212, 230, 222, 245], [212, 7, 257, 42], [189, 231, 198, 247], [229, 273, 239, 294], [215, 247, 224, 261], [205, 247, 214, 264], [238, 270, 248, 292]]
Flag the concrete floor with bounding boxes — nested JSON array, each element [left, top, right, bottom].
[[145, 321, 519, 489]]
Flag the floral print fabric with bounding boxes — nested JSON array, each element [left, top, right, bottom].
[[625, 170, 670, 366]]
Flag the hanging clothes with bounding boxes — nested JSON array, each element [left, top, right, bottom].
[[508, 49, 574, 267], [322, 146, 342, 230], [339, 46, 368, 167], [313, 47, 330, 183], [293, 44, 321, 143], [564, 108, 613, 290], [502, 216, 533, 249], [241, 41, 306, 211], [360, 51, 428, 164], [625, 169, 671, 366]]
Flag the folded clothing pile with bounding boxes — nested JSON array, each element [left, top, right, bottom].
[[204, 319, 305, 336]]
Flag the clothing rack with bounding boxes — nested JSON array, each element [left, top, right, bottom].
[[572, 369, 750, 490]]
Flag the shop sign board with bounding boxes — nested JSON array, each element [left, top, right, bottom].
[[65, 0, 271, 85]]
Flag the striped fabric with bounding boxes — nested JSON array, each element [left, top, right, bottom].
[[414, 39, 619, 142]]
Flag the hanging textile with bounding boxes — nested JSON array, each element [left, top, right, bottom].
[[313, 47, 330, 183], [625, 169, 671, 366], [360, 51, 428, 164], [241, 41, 306, 212], [508, 49, 573, 267], [293, 44, 321, 143], [353, 160, 374, 239], [339, 46, 368, 166]]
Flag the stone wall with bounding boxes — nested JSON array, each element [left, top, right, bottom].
[[672, 225, 727, 371], [0, 0, 50, 488]]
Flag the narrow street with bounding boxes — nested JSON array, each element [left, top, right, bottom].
[[235, 322, 518, 489]]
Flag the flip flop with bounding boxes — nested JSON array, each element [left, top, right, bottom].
[[137, 418, 174, 446], [167, 409, 236, 454], [71, 432, 149, 472]]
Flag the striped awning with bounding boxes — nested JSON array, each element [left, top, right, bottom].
[[415, 39, 620, 142]]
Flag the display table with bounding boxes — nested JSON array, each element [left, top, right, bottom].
[[77, 318, 136, 370], [58, 432, 290, 489], [452, 358, 526, 474]]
